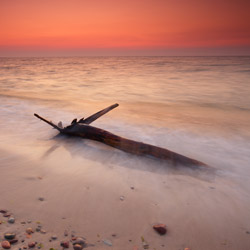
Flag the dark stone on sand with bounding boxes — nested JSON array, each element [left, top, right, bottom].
[[153, 224, 167, 235], [60, 241, 69, 248], [4, 213, 11, 217], [51, 235, 57, 240], [4, 233, 16, 240], [8, 217, 15, 224], [1, 241, 11, 249], [0, 209, 7, 214], [9, 239, 18, 244], [38, 197, 44, 201]]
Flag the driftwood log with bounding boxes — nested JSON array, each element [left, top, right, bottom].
[[34, 103, 207, 167]]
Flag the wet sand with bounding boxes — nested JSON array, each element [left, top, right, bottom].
[[1, 131, 250, 250]]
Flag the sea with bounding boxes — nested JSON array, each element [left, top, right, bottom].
[[0, 56, 250, 249]]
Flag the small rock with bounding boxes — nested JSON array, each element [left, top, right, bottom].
[[23, 246, 27, 249], [36, 227, 41, 232], [0, 209, 7, 213], [51, 235, 57, 240], [73, 238, 85, 247], [64, 230, 68, 237], [73, 244, 83, 250], [120, 196, 125, 201], [153, 224, 167, 235], [246, 231, 250, 234], [40, 229, 46, 234], [4, 213, 11, 217], [4, 233, 16, 240], [111, 234, 116, 237], [142, 241, 149, 249], [27, 220, 32, 223], [102, 239, 112, 246], [60, 241, 69, 248], [28, 242, 36, 248], [37, 243, 43, 249], [130, 186, 135, 190], [1, 241, 11, 249], [21, 221, 26, 224], [9, 239, 18, 244], [8, 217, 15, 224], [26, 228, 34, 234], [38, 197, 44, 201]]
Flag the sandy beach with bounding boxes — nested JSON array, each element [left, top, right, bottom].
[[1, 122, 250, 250]]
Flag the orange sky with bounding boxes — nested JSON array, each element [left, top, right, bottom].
[[0, 0, 250, 56]]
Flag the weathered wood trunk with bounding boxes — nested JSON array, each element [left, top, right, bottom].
[[34, 103, 207, 167], [63, 123, 206, 167]]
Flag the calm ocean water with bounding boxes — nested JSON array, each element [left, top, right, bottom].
[[0, 56, 250, 184]]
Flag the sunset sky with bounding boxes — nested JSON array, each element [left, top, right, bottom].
[[0, 0, 250, 56]]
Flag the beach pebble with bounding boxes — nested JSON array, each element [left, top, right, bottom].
[[51, 235, 57, 240], [40, 229, 46, 234], [28, 242, 36, 248], [120, 196, 125, 201], [26, 228, 34, 234], [27, 220, 32, 223], [102, 239, 112, 246], [142, 241, 149, 249], [1, 241, 11, 249], [4, 213, 11, 217], [37, 243, 43, 249], [153, 224, 167, 235], [38, 197, 44, 201], [60, 241, 69, 248], [73, 237, 85, 246], [73, 244, 83, 250], [130, 186, 135, 190], [8, 217, 15, 223], [0, 209, 7, 213], [4, 233, 16, 240], [64, 230, 68, 236], [9, 239, 18, 244]]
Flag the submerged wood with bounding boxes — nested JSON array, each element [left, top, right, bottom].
[[34, 104, 207, 167]]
